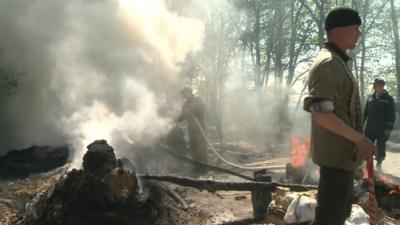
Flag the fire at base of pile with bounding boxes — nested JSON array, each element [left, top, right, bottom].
[[13, 140, 207, 225]]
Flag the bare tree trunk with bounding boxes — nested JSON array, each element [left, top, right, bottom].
[[263, 24, 274, 89], [273, 1, 285, 87], [316, 1, 326, 46], [287, 0, 297, 88], [299, 0, 326, 46], [359, 0, 370, 105], [241, 48, 246, 90], [216, 16, 225, 144], [282, 0, 299, 136], [203, 17, 223, 145], [250, 2, 262, 89], [390, 0, 400, 101], [352, 0, 359, 9]]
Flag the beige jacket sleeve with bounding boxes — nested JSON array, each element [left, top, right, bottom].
[[303, 59, 344, 112]]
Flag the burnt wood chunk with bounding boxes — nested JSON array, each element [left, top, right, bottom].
[[83, 140, 117, 178], [251, 169, 272, 220]]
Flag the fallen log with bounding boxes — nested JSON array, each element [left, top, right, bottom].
[[141, 175, 277, 192], [141, 175, 318, 192], [163, 146, 254, 181]]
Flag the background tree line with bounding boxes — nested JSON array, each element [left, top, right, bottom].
[[2, 0, 400, 145], [177, 0, 400, 143]]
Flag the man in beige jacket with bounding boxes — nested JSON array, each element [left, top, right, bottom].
[[303, 7, 377, 225]]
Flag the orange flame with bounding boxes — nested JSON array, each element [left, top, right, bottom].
[[291, 137, 311, 168]]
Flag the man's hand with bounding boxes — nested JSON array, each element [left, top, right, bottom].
[[311, 112, 378, 160], [355, 136, 378, 160], [384, 129, 391, 136]]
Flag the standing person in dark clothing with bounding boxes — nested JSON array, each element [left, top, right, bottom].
[[177, 87, 207, 173], [364, 78, 396, 171], [303, 7, 377, 225]]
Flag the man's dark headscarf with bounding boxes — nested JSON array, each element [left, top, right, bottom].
[[324, 7, 362, 31]]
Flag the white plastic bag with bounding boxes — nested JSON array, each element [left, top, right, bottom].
[[283, 195, 317, 224], [345, 204, 369, 225]]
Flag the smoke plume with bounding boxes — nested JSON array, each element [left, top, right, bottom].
[[0, 0, 204, 167]]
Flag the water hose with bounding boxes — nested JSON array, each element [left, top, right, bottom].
[[191, 114, 284, 170]]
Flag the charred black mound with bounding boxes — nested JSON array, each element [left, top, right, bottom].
[[0, 145, 69, 179], [27, 169, 156, 225], [374, 179, 400, 215], [285, 163, 319, 185]]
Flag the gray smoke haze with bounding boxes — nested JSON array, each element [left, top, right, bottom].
[[0, 0, 204, 168]]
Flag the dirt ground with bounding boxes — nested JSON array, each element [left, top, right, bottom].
[[1, 131, 400, 225], [170, 140, 290, 225], [382, 130, 400, 178], [176, 132, 400, 225]]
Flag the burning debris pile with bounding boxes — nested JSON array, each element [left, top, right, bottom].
[[284, 138, 319, 185], [358, 172, 400, 219], [0, 137, 399, 225], [279, 137, 400, 224], [10, 140, 207, 225]]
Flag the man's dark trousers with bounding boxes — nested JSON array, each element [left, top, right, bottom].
[[365, 130, 388, 162], [312, 166, 354, 225]]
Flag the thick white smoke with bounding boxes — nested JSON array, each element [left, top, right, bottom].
[[0, 0, 204, 167]]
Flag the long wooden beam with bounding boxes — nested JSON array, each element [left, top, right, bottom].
[[141, 175, 277, 192], [141, 175, 318, 192]]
